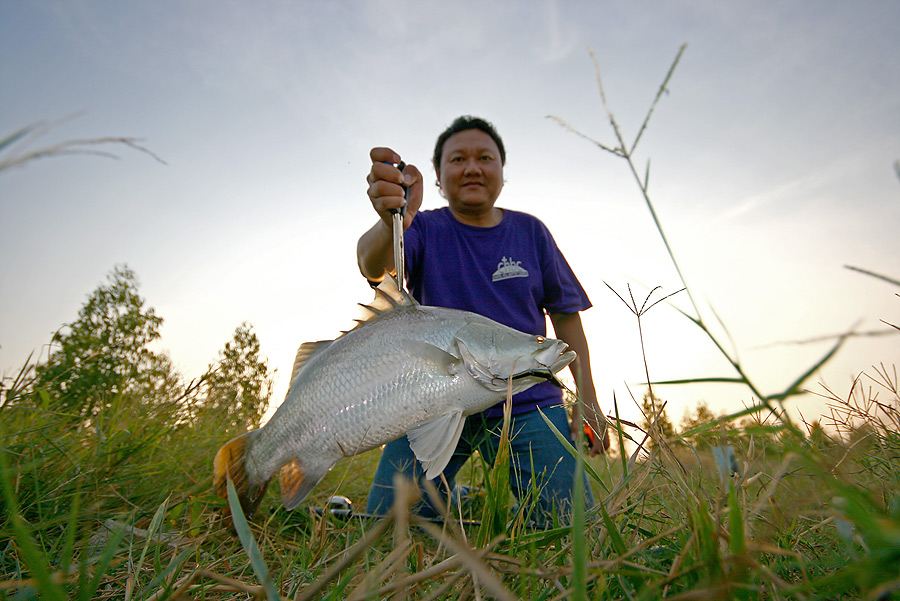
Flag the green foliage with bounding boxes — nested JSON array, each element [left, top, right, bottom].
[[32, 264, 180, 418], [198, 322, 274, 433]]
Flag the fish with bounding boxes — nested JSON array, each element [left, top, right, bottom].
[[213, 276, 576, 517]]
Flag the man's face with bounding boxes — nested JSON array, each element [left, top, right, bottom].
[[437, 129, 504, 218]]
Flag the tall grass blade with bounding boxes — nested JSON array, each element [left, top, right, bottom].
[[766, 333, 847, 404], [571, 419, 588, 601], [59, 487, 80, 577], [134, 497, 170, 580], [691, 496, 721, 584], [81, 527, 127, 601], [0, 125, 34, 152], [613, 394, 629, 478], [537, 408, 604, 485], [596, 500, 627, 556], [844, 264, 900, 287], [0, 115, 166, 174], [727, 480, 750, 598], [226, 479, 281, 601], [139, 546, 196, 600], [649, 376, 749, 386], [478, 392, 512, 546], [630, 43, 687, 155]]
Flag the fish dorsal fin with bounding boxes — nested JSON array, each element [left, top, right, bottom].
[[287, 340, 333, 395], [353, 274, 418, 329], [287, 277, 415, 392], [406, 410, 466, 480]]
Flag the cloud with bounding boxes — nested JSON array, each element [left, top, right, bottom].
[[535, 0, 578, 63], [711, 156, 861, 225]]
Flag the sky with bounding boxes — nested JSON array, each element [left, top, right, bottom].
[[1, 1, 898, 434]]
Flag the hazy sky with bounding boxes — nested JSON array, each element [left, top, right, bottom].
[[2, 1, 898, 430]]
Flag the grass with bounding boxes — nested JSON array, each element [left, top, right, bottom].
[[3, 48, 900, 600], [3, 348, 898, 600], [0, 113, 166, 174]]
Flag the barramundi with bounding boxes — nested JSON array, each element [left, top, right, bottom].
[[213, 277, 575, 516]]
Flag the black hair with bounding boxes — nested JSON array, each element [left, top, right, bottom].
[[432, 116, 506, 174]]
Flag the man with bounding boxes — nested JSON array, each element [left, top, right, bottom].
[[357, 116, 609, 525]]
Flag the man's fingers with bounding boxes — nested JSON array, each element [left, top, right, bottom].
[[368, 147, 422, 229], [367, 181, 406, 210], [370, 147, 401, 165], [369, 160, 405, 186], [398, 161, 420, 182]]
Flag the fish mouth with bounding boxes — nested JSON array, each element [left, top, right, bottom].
[[510, 367, 564, 388], [510, 347, 576, 388], [535, 342, 575, 371]]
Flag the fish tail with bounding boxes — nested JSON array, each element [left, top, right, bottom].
[[213, 431, 268, 517]]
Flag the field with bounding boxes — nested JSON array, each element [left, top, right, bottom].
[[2, 356, 899, 600], [3, 47, 900, 600]]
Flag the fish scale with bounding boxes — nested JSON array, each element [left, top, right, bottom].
[[213, 277, 575, 517]]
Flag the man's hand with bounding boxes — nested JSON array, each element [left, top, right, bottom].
[[550, 311, 611, 457], [574, 403, 611, 457], [367, 147, 423, 230], [358, 147, 425, 280]]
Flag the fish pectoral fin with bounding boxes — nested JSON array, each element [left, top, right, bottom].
[[279, 458, 334, 511], [406, 411, 466, 480], [401, 340, 460, 376]]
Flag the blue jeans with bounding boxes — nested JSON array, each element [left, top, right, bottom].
[[366, 405, 594, 526]]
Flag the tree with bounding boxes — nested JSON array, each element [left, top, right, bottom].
[[808, 420, 837, 450], [680, 401, 727, 449], [33, 265, 178, 417], [639, 390, 676, 447], [200, 322, 274, 433]]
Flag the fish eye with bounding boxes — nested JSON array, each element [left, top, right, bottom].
[[535, 336, 545, 343]]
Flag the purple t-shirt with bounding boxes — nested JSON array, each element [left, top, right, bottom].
[[404, 207, 591, 416]]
